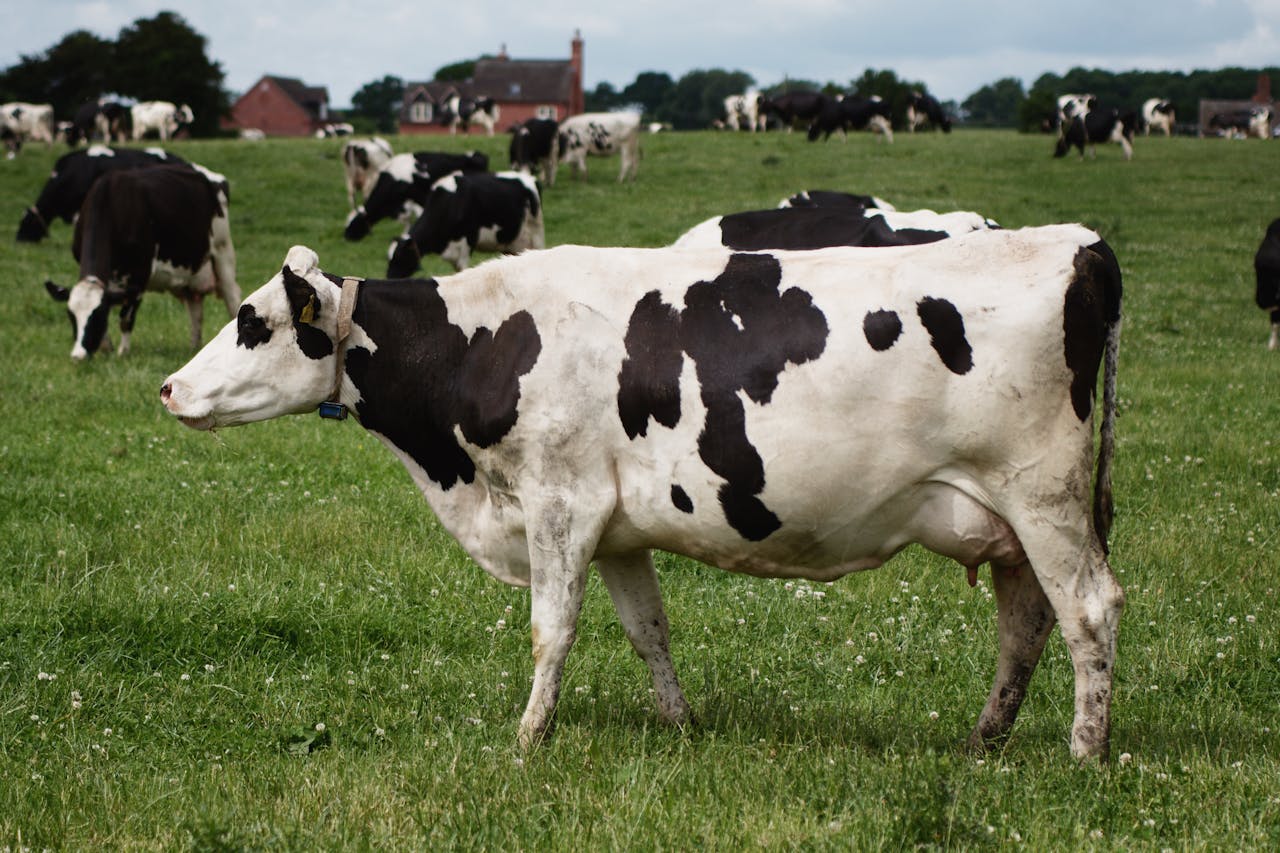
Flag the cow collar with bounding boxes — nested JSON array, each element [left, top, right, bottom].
[[318, 276, 362, 420]]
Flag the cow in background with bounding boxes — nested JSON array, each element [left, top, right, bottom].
[[1, 102, 56, 153], [131, 101, 193, 140], [44, 165, 239, 359], [808, 96, 893, 142], [1142, 99, 1175, 136], [316, 123, 355, 138], [1208, 107, 1272, 139], [1054, 106, 1136, 160], [558, 112, 642, 182], [724, 91, 766, 131], [907, 92, 952, 133], [779, 190, 896, 211], [1254, 218, 1280, 350], [67, 100, 132, 145], [761, 91, 828, 131], [341, 137, 394, 209], [343, 150, 490, 240], [442, 93, 500, 136], [509, 118, 560, 186]]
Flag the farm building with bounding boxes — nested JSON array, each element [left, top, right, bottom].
[[226, 75, 332, 137], [399, 31, 584, 134], [1198, 73, 1275, 136]]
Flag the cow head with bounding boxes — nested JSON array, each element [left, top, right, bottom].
[[386, 236, 421, 278], [161, 246, 346, 429], [344, 206, 371, 240], [17, 206, 48, 241], [46, 277, 128, 360]]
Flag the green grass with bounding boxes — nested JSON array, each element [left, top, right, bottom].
[[1, 128, 1278, 849]]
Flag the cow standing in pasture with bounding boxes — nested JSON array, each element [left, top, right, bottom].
[[341, 137, 394, 209], [343, 150, 489, 240], [907, 92, 952, 133], [1, 102, 56, 155], [673, 206, 995, 250], [557, 112, 642, 182], [131, 101, 193, 140], [724, 91, 766, 131], [779, 189, 895, 211], [1054, 106, 1136, 160], [808, 96, 894, 142], [385, 171, 544, 276], [508, 118, 560, 187], [161, 225, 1124, 761], [1208, 107, 1272, 139], [761, 91, 828, 131], [45, 165, 239, 359], [16, 145, 193, 242], [442, 94, 500, 136], [67, 100, 132, 145], [1254, 218, 1280, 350], [1142, 99, 1175, 136]]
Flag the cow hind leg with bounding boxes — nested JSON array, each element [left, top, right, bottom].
[[596, 552, 692, 727], [184, 295, 204, 350]]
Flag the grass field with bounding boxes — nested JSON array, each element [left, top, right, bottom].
[[1, 127, 1278, 850]]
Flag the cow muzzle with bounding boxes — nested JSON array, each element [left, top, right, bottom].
[[160, 379, 215, 430]]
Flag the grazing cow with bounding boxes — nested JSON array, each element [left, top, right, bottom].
[[808, 95, 894, 142], [779, 189, 895, 211], [1208, 107, 1272, 139], [45, 165, 240, 359], [385, 171, 544, 276], [341, 137, 394, 209], [723, 91, 766, 131], [315, 122, 355, 138], [1054, 107, 1136, 160], [673, 207, 995, 250], [1142, 98, 1175, 136], [508, 118, 560, 186], [343, 150, 490, 240], [442, 94, 501, 136], [161, 224, 1124, 760], [907, 92, 952, 133], [761, 91, 828, 131], [1, 102, 56, 152], [557, 112, 642, 182], [16, 145, 192, 242], [131, 101, 193, 140], [1057, 94, 1095, 132], [1254, 218, 1280, 350]]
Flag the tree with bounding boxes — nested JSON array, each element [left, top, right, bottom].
[[850, 68, 927, 128], [0, 30, 115, 115], [961, 77, 1025, 127], [621, 71, 674, 117], [656, 69, 753, 129], [584, 81, 621, 113], [112, 12, 228, 136], [435, 60, 476, 82], [351, 75, 404, 133]]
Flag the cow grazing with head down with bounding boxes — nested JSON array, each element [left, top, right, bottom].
[[161, 226, 1124, 761], [16, 145, 194, 242], [1054, 106, 1136, 160], [343, 150, 490, 240], [761, 91, 828, 131], [1142, 99, 1175, 136], [779, 189, 896, 211], [341, 137, 394, 209], [131, 101, 193, 140], [907, 92, 952, 133], [673, 206, 996, 250], [557, 112, 642, 182], [1209, 107, 1272, 139], [1254, 218, 1280, 350], [385, 171, 544, 276], [45, 165, 240, 359], [508, 118, 560, 187], [1, 102, 56, 154], [808, 95, 894, 142]]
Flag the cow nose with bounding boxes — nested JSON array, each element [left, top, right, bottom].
[[160, 382, 172, 404]]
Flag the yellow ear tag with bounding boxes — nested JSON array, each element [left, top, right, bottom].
[[299, 296, 316, 324]]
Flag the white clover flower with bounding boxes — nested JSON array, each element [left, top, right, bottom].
[[314, 722, 326, 732]]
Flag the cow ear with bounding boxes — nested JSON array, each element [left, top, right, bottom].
[[45, 280, 70, 302], [281, 263, 320, 325], [283, 245, 319, 275]]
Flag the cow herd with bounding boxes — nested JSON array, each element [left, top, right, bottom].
[[2, 99, 195, 158]]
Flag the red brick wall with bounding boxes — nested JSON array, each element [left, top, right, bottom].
[[227, 80, 318, 137]]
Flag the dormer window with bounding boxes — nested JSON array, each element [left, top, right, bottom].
[[510, 83, 521, 96]]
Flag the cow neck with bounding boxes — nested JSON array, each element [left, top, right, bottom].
[[318, 276, 362, 420]]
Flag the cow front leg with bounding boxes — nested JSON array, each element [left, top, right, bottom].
[[596, 551, 692, 727], [967, 560, 1056, 751], [117, 295, 143, 357], [1268, 310, 1278, 350]]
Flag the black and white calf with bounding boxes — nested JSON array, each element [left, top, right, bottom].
[[907, 91, 952, 133], [16, 145, 191, 242], [808, 96, 894, 142], [45, 165, 239, 359], [341, 137, 394, 209], [508, 118, 560, 186], [131, 101, 193, 140], [1255, 218, 1280, 350], [779, 189, 895, 211], [385, 171, 544, 276], [557, 112, 642, 181], [674, 206, 995, 250], [343, 150, 490, 240], [162, 225, 1124, 761], [1142, 99, 1175, 136], [1054, 106, 1136, 160]]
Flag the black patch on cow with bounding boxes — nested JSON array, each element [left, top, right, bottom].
[[671, 485, 693, 514], [1254, 218, 1280, 311], [343, 279, 541, 490], [863, 309, 902, 351], [281, 265, 334, 360], [1062, 244, 1116, 421], [916, 297, 973, 375], [619, 252, 828, 541], [236, 303, 272, 349], [618, 290, 683, 438]]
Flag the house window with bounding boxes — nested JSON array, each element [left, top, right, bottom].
[[536, 105, 558, 120], [510, 83, 522, 96], [410, 101, 433, 123]]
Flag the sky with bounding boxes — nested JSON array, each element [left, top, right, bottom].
[[5, 1, 1280, 108]]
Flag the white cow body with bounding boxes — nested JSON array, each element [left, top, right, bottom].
[[1, 102, 56, 154], [162, 226, 1123, 760], [131, 101, 193, 140], [724, 91, 765, 131], [1142, 98, 1175, 136], [557, 111, 642, 181]]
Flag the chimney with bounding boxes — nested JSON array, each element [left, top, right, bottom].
[[497, 43, 509, 61], [569, 29, 584, 115], [1253, 72, 1272, 104]]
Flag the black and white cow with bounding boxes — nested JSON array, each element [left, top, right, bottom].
[[1142, 98, 1175, 136], [131, 101, 193, 141], [1054, 106, 1137, 160], [808, 95, 894, 142], [315, 122, 355, 138], [341, 137, 394, 209], [557, 112, 642, 181], [761, 91, 829, 131], [1208, 107, 1272, 139], [16, 145, 193, 242], [1, 102, 56, 154], [343, 150, 490, 240], [45, 165, 240, 359], [723, 91, 766, 131], [1254, 218, 1280, 350], [907, 91, 952, 133], [442, 94, 501, 136], [385, 171, 544, 276], [66, 99, 132, 145], [162, 225, 1124, 761], [508, 118, 560, 187], [779, 189, 895, 211], [673, 207, 996, 250], [1056, 94, 1094, 132]]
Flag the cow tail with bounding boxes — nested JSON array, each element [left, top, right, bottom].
[[1090, 239, 1123, 554]]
